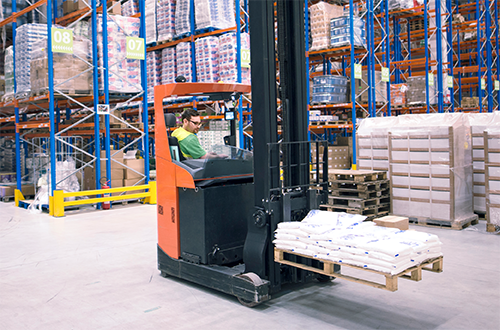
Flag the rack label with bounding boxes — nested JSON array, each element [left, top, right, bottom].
[[354, 64, 362, 79], [52, 28, 73, 54], [126, 37, 145, 60], [381, 67, 389, 82], [97, 104, 110, 115], [428, 73, 434, 86], [481, 79, 486, 90], [495, 80, 500, 91], [447, 76, 453, 88], [241, 49, 250, 68]]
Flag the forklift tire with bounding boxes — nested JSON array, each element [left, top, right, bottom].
[[160, 270, 170, 278], [237, 272, 264, 307], [316, 274, 335, 283]]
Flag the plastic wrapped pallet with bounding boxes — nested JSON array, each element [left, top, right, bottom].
[[330, 16, 366, 48], [122, 0, 139, 17], [161, 47, 176, 84], [157, 0, 176, 42], [176, 42, 193, 82], [484, 125, 500, 231], [356, 70, 387, 104], [14, 24, 48, 96], [95, 15, 141, 93], [390, 113, 474, 224], [357, 116, 400, 173], [311, 75, 348, 104], [468, 112, 500, 213], [30, 36, 92, 94], [145, 0, 156, 44], [195, 36, 219, 83], [390, 83, 408, 107], [4, 46, 14, 99], [406, 75, 437, 105], [218, 32, 251, 84], [195, 0, 235, 31], [147, 50, 162, 103], [309, 1, 344, 51], [175, 0, 191, 37]]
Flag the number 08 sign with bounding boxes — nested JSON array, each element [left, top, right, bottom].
[[52, 28, 73, 54], [126, 37, 145, 60]]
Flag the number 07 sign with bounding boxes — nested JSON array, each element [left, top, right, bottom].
[[126, 37, 145, 60]]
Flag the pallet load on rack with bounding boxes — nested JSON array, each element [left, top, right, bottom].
[[30, 36, 92, 95], [14, 23, 47, 98], [309, 1, 344, 51], [330, 16, 366, 48], [406, 75, 437, 106], [357, 70, 387, 104], [122, 0, 139, 17], [485, 127, 500, 232], [175, 0, 191, 37], [95, 15, 141, 94], [218, 32, 251, 84], [145, 0, 156, 44], [468, 112, 500, 216], [388, 0, 422, 11], [161, 48, 176, 84], [157, 0, 176, 42], [357, 116, 399, 173], [273, 210, 443, 291], [321, 170, 390, 220], [194, 0, 236, 31], [146, 50, 162, 103], [195, 36, 219, 83], [176, 42, 193, 82], [310, 143, 350, 172], [3, 46, 14, 101], [388, 113, 477, 229], [390, 83, 408, 108], [311, 75, 348, 104]]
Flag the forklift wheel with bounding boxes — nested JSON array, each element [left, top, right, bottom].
[[237, 273, 264, 307], [316, 274, 335, 283], [160, 271, 170, 278]]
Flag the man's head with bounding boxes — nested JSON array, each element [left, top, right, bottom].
[[181, 108, 202, 134]]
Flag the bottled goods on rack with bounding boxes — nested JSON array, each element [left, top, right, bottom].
[[95, 15, 141, 93], [330, 16, 366, 48], [195, 36, 220, 83], [175, 0, 191, 37], [218, 32, 251, 84], [176, 42, 193, 82], [311, 75, 348, 104], [3, 46, 14, 100], [147, 51, 162, 103], [157, 0, 176, 42], [161, 48, 176, 85], [145, 0, 156, 44], [30, 36, 93, 95], [309, 1, 344, 51], [122, 0, 139, 17], [14, 23, 48, 97], [194, 0, 236, 31]]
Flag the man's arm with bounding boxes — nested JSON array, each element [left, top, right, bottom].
[[179, 135, 207, 159]]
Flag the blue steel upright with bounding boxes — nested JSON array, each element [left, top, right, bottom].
[[485, 0, 493, 112], [91, 0, 102, 191], [349, 0, 357, 169], [435, 0, 444, 113], [139, 0, 150, 181], [236, 0, 244, 148], [47, 0, 57, 195], [13, 0, 21, 192], [102, 1, 112, 186]]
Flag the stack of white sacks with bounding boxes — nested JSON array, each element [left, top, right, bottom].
[[274, 210, 442, 275]]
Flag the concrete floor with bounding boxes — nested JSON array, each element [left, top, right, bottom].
[[0, 202, 499, 330]]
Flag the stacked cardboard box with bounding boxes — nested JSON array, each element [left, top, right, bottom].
[[406, 75, 437, 105], [311, 145, 350, 170], [309, 1, 344, 51], [485, 127, 500, 232], [390, 83, 407, 107], [356, 70, 387, 104]]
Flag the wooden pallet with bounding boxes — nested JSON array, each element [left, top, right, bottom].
[[309, 120, 349, 126], [329, 188, 389, 199], [110, 123, 127, 129], [320, 203, 390, 219], [330, 180, 390, 192], [408, 214, 479, 230], [328, 195, 390, 209], [474, 211, 487, 221], [274, 248, 443, 292], [328, 170, 387, 182]]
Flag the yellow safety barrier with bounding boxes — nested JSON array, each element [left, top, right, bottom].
[[51, 181, 157, 217], [14, 189, 25, 207]]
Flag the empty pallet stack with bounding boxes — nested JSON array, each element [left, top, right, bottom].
[[389, 113, 477, 229], [485, 127, 500, 232], [322, 169, 390, 220]]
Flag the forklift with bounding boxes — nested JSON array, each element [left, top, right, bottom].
[[154, 0, 334, 306]]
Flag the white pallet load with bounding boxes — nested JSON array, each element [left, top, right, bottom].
[[194, 0, 236, 31], [467, 112, 500, 214], [122, 0, 139, 17], [309, 1, 344, 51], [145, 0, 156, 44], [161, 48, 176, 85], [95, 15, 141, 93], [146, 50, 162, 103], [14, 24, 48, 97], [3, 46, 14, 100], [218, 32, 251, 84], [357, 116, 399, 173], [390, 113, 475, 226], [195, 36, 219, 83], [484, 125, 500, 231], [176, 42, 193, 82], [157, 0, 176, 42], [175, 0, 191, 36]]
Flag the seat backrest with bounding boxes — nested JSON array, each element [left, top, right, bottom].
[[168, 136, 186, 161], [165, 113, 177, 128]]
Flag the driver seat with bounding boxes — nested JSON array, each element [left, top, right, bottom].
[[165, 113, 186, 162]]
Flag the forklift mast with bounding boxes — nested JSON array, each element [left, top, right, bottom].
[[243, 0, 326, 294]]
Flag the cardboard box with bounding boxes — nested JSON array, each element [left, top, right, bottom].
[[374, 215, 409, 230], [0, 185, 36, 198], [63, 0, 75, 15], [124, 159, 145, 179], [76, 0, 88, 10], [108, 1, 122, 15]]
